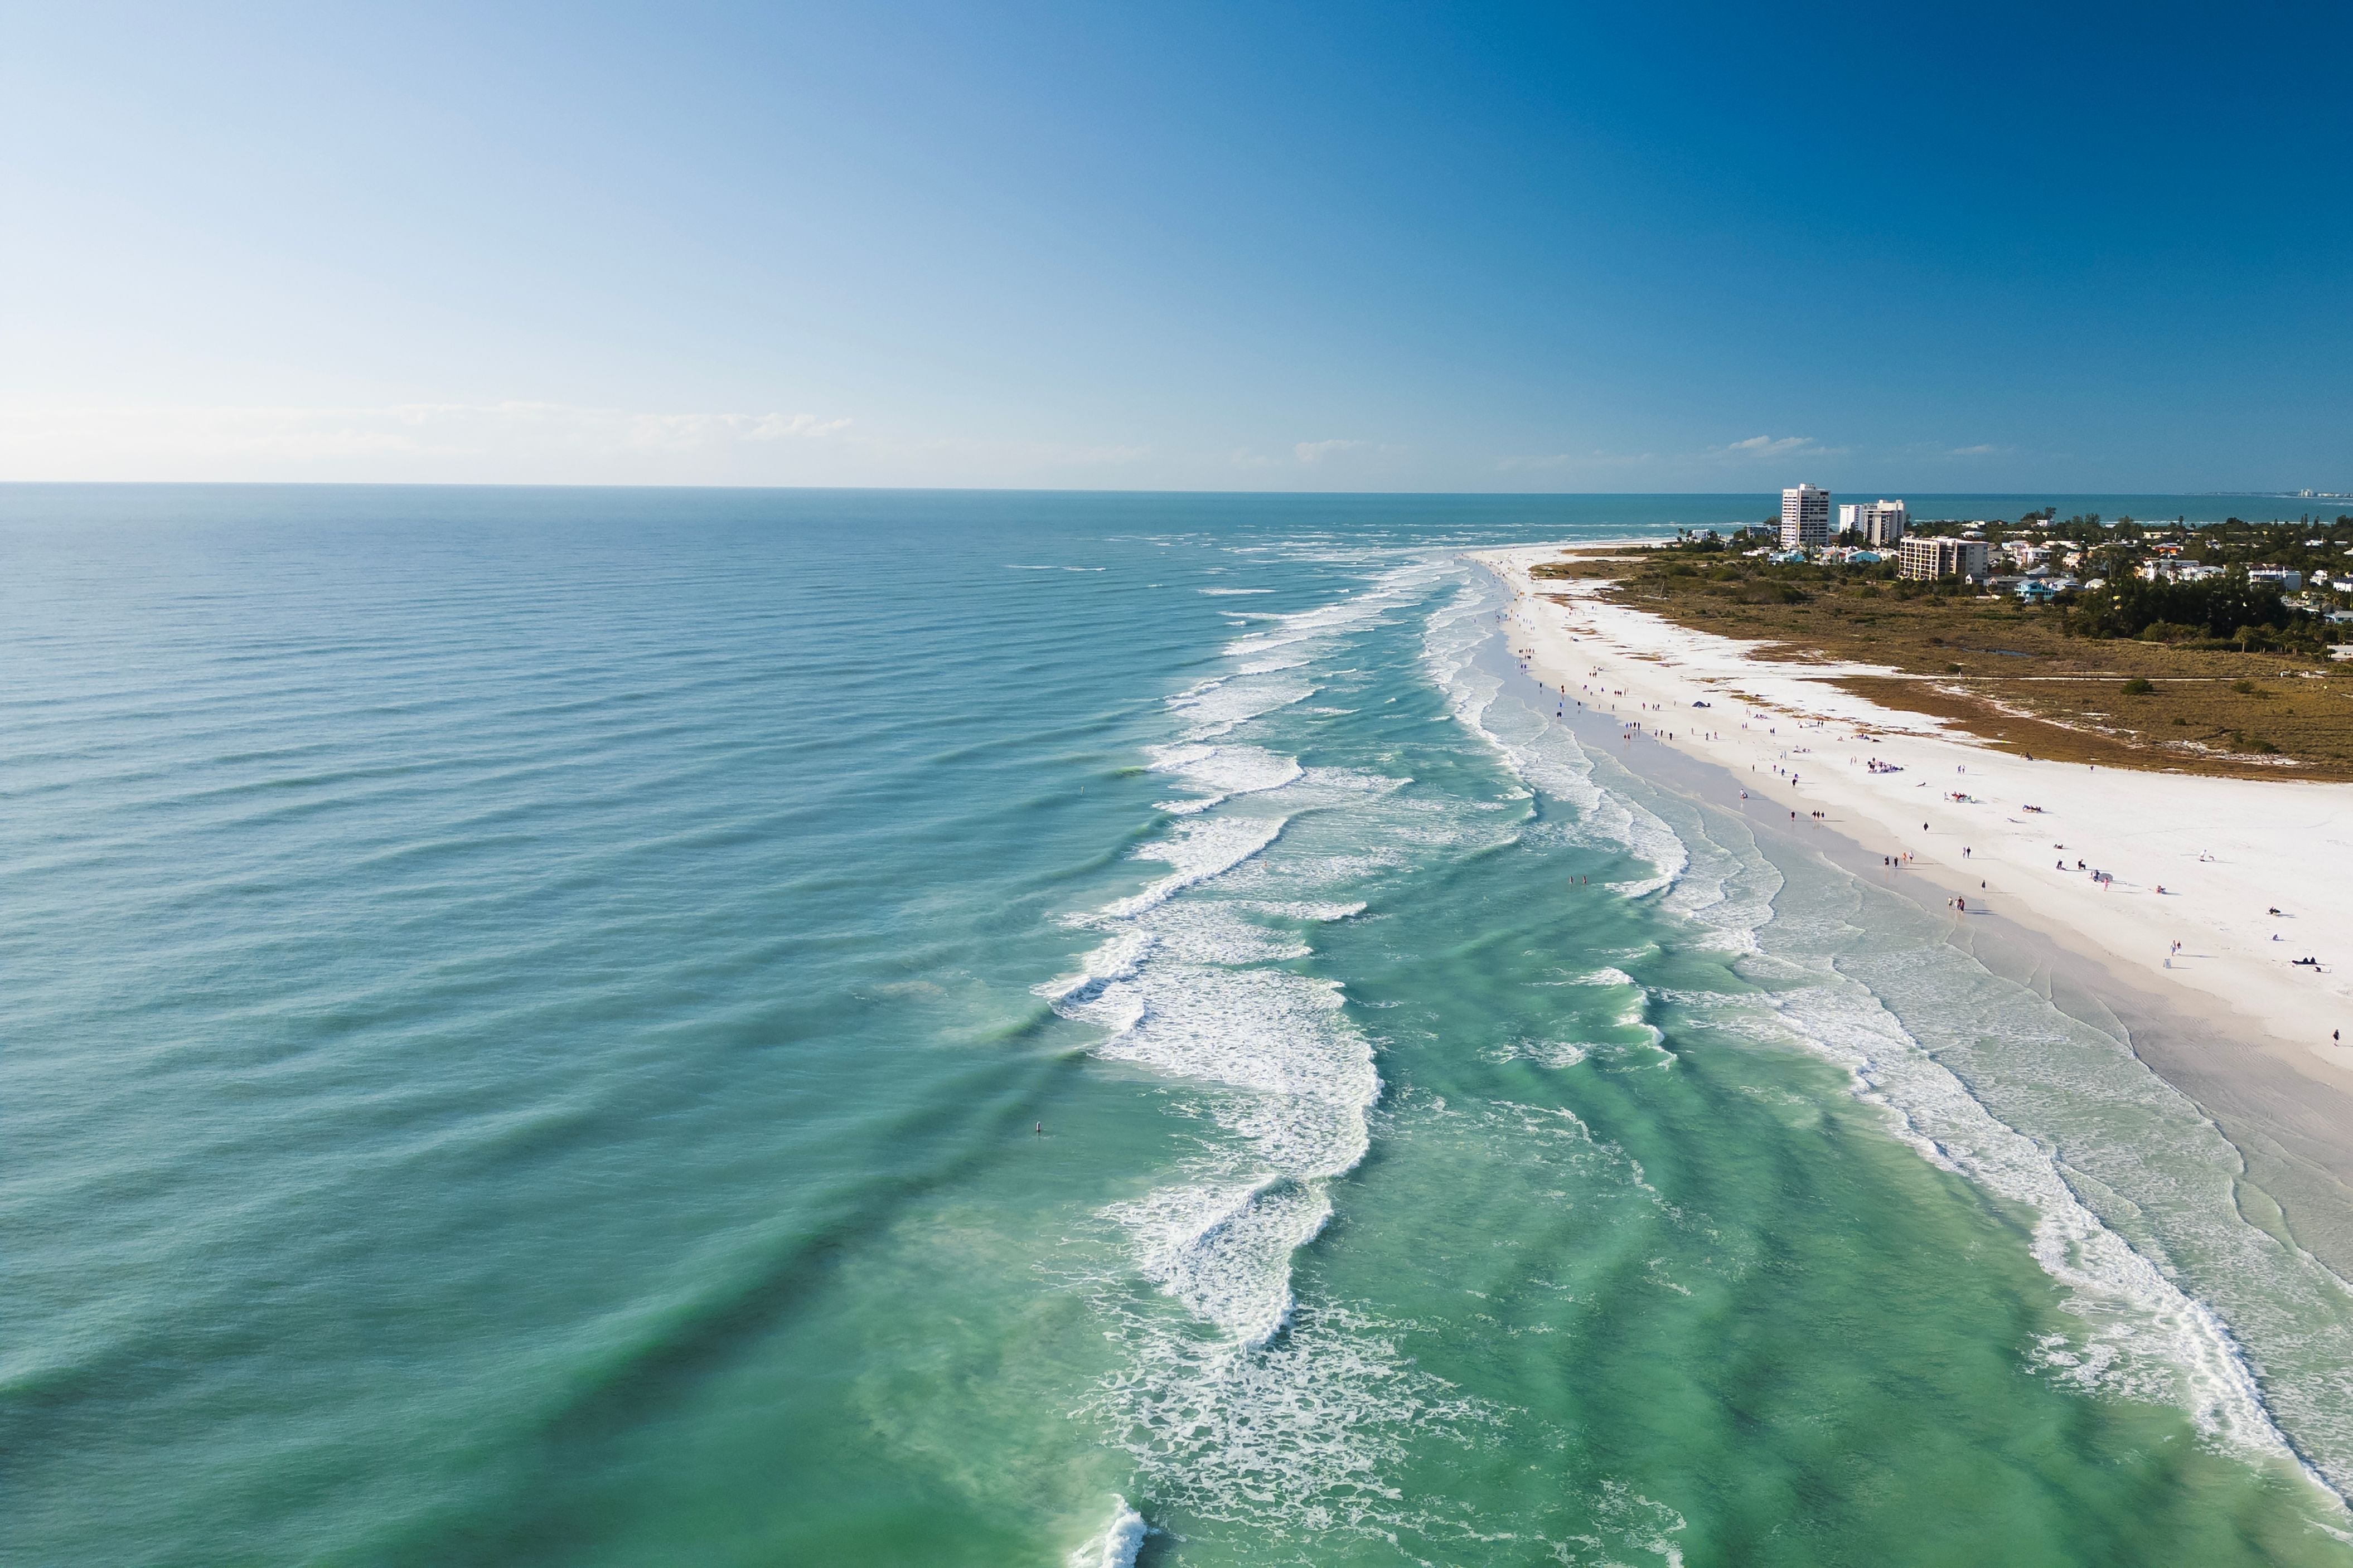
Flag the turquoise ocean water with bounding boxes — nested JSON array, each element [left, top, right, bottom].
[[8, 487, 2353, 1566]]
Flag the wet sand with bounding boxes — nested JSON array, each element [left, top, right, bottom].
[[1478, 546, 2353, 1285]]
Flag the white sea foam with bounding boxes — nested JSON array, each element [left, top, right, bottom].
[[1054, 735, 1400, 1371], [1146, 742, 1304, 815], [1105, 1177, 1335, 1346], [1034, 930, 1158, 1034], [1242, 899, 1367, 923], [1422, 574, 1687, 896], [1101, 965, 1369, 1111], [1456, 554, 2348, 1499], [1139, 902, 1309, 965], [1488, 1038, 1591, 1069], [1222, 558, 1457, 662], [1068, 1497, 1147, 1568], [1054, 558, 1474, 1493], [1764, 959, 2294, 1465], [1644, 782, 2342, 1495], [1053, 544, 2351, 1549], [1167, 676, 1316, 740], [1102, 815, 1287, 919]]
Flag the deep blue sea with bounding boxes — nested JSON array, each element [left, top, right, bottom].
[[8, 487, 2353, 1567]]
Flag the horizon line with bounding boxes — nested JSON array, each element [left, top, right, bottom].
[[0, 480, 2337, 501]]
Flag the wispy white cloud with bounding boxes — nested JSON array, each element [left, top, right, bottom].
[[1495, 449, 1658, 472], [1947, 442, 1999, 457], [623, 410, 853, 449], [891, 435, 1151, 473], [0, 397, 1173, 484], [0, 400, 856, 478], [1716, 434, 1832, 459], [1292, 438, 1366, 464]]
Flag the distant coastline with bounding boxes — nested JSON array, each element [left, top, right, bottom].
[[1475, 540, 2353, 1085]]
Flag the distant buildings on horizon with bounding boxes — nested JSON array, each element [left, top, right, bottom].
[[1782, 485, 1907, 551], [1740, 490, 2353, 603], [1839, 499, 1910, 547], [1779, 484, 1829, 550]]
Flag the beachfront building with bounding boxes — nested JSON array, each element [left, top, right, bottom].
[[1849, 499, 1908, 546], [1781, 484, 1830, 551], [1899, 535, 1991, 584], [2139, 560, 2226, 583], [2250, 566, 2304, 591]]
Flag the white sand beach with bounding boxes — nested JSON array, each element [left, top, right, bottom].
[[1476, 542, 2353, 1091]]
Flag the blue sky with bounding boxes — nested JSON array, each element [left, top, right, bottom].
[[4, 2, 2347, 489]]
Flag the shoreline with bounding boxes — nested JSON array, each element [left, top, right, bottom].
[[1469, 541, 2353, 1283], [1475, 541, 2353, 1084]]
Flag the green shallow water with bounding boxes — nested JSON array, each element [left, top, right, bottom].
[[5, 487, 2351, 1566]]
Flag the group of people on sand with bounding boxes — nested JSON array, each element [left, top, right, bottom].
[[1512, 566, 2346, 1049]]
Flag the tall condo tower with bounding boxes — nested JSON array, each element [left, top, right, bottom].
[[1858, 499, 1908, 546], [1781, 484, 1830, 550]]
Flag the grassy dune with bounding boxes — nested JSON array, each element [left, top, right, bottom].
[[1535, 547, 2353, 779]]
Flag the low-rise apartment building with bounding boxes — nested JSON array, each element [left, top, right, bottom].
[[1899, 536, 1990, 582]]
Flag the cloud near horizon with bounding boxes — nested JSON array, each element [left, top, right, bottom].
[[0, 401, 856, 482], [1717, 434, 1827, 459], [1495, 449, 1658, 472]]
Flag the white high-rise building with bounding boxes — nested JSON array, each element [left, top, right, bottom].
[[1858, 499, 1908, 547], [1837, 499, 1907, 545], [1781, 484, 1830, 550]]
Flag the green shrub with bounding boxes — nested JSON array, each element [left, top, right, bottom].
[[2065, 570, 2288, 641]]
